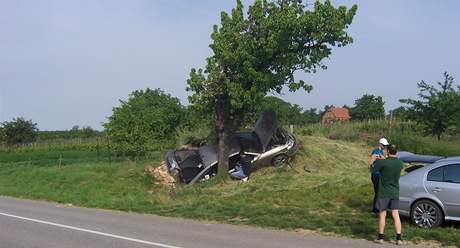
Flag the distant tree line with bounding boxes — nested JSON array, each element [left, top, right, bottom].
[[260, 96, 321, 126], [38, 126, 101, 140], [3, 72, 459, 151], [0, 118, 102, 147], [331, 72, 460, 140]]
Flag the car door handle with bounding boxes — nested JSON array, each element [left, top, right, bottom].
[[432, 187, 442, 193]]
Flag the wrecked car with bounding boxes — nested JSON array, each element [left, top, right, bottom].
[[397, 151, 460, 228], [165, 111, 298, 184]]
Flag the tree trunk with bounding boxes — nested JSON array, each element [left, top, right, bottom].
[[216, 94, 230, 177], [217, 121, 230, 175]]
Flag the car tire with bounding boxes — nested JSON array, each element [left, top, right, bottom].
[[272, 154, 288, 168], [411, 200, 443, 228]]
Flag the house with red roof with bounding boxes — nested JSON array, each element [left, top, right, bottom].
[[321, 107, 351, 124]]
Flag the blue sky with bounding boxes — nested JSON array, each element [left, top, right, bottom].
[[1, 0, 459, 130]]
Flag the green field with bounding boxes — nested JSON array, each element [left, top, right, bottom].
[[0, 134, 459, 247]]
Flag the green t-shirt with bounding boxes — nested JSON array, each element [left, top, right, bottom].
[[373, 157, 403, 199]]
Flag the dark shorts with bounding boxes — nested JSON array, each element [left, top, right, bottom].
[[376, 198, 399, 211]]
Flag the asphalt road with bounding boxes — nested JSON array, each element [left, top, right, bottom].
[[0, 196, 422, 248]]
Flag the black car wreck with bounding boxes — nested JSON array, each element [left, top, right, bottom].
[[165, 111, 299, 184]]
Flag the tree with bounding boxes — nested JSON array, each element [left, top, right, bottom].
[[400, 72, 460, 140], [0, 126, 5, 143], [104, 88, 184, 157], [187, 0, 357, 174], [389, 106, 408, 121], [302, 108, 320, 124], [260, 96, 299, 125], [81, 126, 97, 138], [350, 94, 385, 121], [261, 96, 319, 125], [1, 117, 38, 146]]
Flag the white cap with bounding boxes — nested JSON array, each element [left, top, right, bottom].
[[379, 138, 389, 146]]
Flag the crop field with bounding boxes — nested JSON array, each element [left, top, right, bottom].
[[0, 130, 459, 247]]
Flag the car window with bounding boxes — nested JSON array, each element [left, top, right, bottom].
[[427, 166, 444, 182], [444, 164, 460, 183]]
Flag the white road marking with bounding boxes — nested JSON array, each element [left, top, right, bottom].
[[0, 211, 184, 248]]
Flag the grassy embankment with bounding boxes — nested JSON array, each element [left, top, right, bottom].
[[301, 120, 460, 157], [0, 130, 459, 247]]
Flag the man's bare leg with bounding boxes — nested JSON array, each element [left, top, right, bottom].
[[391, 209, 401, 234], [392, 209, 402, 244], [374, 210, 387, 243], [379, 210, 387, 234]]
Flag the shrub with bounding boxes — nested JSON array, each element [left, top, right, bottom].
[[104, 88, 184, 157], [1, 117, 38, 146]]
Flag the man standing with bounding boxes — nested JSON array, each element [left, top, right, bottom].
[[372, 144, 403, 245], [369, 138, 389, 213]]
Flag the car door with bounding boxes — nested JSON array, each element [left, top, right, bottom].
[[425, 164, 460, 218], [441, 164, 460, 217]]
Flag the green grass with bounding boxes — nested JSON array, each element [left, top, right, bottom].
[[0, 136, 459, 247], [0, 144, 163, 166], [0, 161, 160, 211]]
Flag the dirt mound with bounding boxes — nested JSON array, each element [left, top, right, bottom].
[[146, 161, 176, 190]]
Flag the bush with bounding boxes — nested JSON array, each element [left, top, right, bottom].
[[104, 88, 184, 157], [1, 117, 38, 146]]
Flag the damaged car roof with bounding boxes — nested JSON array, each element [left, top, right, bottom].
[[397, 151, 444, 164]]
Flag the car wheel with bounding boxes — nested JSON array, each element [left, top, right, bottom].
[[272, 154, 288, 167], [411, 200, 443, 228]]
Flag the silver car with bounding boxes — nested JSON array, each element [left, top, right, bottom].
[[398, 152, 460, 228], [165, 111, 298, 185]]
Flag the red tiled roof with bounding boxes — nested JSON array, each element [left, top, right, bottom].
[[330, 107, 351, 119]]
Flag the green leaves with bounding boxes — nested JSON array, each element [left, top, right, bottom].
[[104, 88, 185, 157], [186, 0, 357, 171], [260, 96, 320, 125], [349, 94, 385, 121], [1, 117, 38, 146], [187, 0, 357, 127], [400, 72, 460, 140]]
